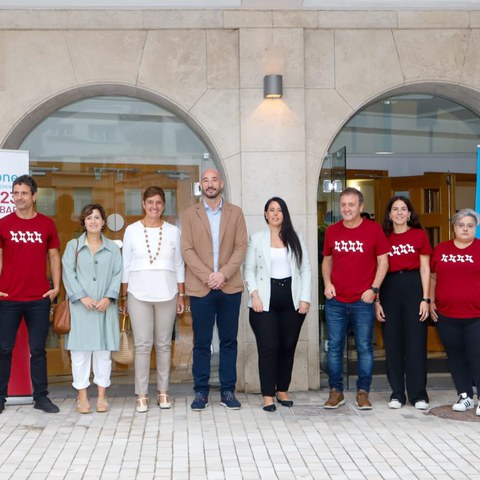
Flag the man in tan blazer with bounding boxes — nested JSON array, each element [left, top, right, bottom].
[[182, 168, 247, 411]]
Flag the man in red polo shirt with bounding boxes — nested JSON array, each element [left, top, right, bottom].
[[322, 187, 389, 410]]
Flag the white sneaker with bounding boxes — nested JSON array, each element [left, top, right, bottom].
[[476, 404, 480, 416], [452, 393, 474, 412], [388, 399, 402, 409], [415, 400, 429, 410]]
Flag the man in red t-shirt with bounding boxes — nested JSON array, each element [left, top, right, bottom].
[[322, 188, 389, 410], [0, 175, 61, 414]]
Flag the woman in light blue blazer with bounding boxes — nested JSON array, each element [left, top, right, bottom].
[[244, 197, 311, 411]]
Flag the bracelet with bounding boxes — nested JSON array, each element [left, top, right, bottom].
[[421, 298, 431, 304], [374, 299, 381, 303], [120, 295, 127, 301], [178, 293, 186, 297]]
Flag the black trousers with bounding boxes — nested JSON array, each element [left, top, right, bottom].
[[436, 314, 480, 398], [249, 278, 305, 397], [380, 270, 428, 405]]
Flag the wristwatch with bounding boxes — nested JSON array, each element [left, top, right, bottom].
[[370, 286, 379, 294]]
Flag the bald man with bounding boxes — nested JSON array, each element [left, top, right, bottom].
[[182, 169, 247, 411]]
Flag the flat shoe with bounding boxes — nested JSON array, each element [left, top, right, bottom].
[[136, 397, 149, 413], [76, 397, 90, 414], [263, 404, 276, 412], [276, 395, 293, 407], [157, 393, 171, 409], [96, 398, 109, 413]]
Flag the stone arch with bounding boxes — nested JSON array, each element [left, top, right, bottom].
[[1, 83, 228, 189], [314, 81, 480, 182]]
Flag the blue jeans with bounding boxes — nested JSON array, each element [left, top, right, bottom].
[[190, 290, 241, 394], [0, 298, 51, 400], [325, 298, 374, 392]]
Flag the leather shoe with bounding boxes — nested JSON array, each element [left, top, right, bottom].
[[263, 404, 276, 412], [34, 396, 60, 413], [0, 398, 5, 414], [276, 395, 293, 407]]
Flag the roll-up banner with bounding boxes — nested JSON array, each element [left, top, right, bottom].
[[0, 149, 33, 404], [477, 146, 480, 239]]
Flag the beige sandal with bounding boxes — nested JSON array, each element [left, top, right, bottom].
[[76, 397, 90, 414], [157, 393, 171, 409], [136, 397, 149, 413], [96, 398, 109, 413]]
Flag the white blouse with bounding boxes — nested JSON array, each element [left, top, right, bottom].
[[270, 247, 292, 279]]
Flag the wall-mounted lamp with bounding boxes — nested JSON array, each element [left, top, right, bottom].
[[263, 74, 283, 99]]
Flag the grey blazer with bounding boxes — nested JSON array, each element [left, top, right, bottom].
[[243, 230, 312, 311]]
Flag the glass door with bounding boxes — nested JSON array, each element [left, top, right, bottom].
[[34, 161, 202, 382], [317, 147, 346, 384]]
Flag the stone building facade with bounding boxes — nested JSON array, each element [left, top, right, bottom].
[[1, 7, 480, 391]]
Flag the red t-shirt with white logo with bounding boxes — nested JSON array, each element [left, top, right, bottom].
[[387, 227, 432, 272], [431, 238, 480, 318], [0, 212, 60, 301], [323, 219, 390, 303]]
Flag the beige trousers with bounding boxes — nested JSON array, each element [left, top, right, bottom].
[[128, 293, 177, 395]]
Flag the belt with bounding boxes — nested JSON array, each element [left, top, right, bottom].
[[387, 269, 419, 275], [271, 277, 291, 288]]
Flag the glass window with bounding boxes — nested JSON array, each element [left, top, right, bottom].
[[19, 95, 218, 382]]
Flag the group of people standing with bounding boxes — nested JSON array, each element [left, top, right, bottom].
[[0, 170, 311, 415], [0, 173, 479, 416], [322, 187, 480, 415]]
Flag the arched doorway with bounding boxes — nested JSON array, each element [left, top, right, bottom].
[[5, 91, 222, 385], [318, 91, 480, 387]]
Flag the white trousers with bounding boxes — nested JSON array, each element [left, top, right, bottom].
[[128, 294, 177, 395], [70, 350, 112, 390]]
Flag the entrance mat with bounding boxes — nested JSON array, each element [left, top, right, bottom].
[[289, 404, 358, 417], [426, 405, 480, 422]]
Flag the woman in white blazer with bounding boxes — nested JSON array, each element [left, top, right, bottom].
[[244, 197, 311, 411]]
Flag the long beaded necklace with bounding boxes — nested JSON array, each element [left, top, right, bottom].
[[143, 221, 163, 264]]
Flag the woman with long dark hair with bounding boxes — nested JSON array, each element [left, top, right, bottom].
[[375, 196, 432, 410], [244, 197, 311, 411]]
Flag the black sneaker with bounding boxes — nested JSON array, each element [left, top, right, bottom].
[[34, 396, 60, 413], [0, 398, 5, 414]]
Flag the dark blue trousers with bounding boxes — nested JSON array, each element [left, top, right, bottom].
[[190, 290, 241, 395]]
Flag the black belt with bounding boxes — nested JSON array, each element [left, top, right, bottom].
[[271, 277, 291, 288], [387, 269, 419, 275]]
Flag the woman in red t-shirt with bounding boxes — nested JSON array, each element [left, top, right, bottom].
[[430, 208, 480, 415], [375, 196, 432, 410]]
